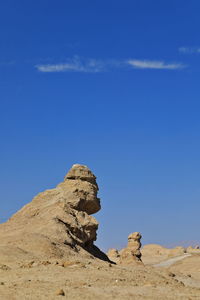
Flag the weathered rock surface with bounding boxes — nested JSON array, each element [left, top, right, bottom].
[[62, 164, 100, 214], [107, 232, 143, 265], [120, 232, 143, 265], [0, 164, 108, 263]]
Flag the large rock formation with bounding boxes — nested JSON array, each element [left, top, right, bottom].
[[0, 164, 110, 263], [107, 232, 143, 265]]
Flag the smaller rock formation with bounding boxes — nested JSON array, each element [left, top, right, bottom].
[[107, 232, 143, 265], [120, 232, 143, 265]]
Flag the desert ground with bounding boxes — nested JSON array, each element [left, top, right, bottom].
[[1, 250, 200, 299]]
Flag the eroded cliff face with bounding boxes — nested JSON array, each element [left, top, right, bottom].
[[0, 164, 109, 262]]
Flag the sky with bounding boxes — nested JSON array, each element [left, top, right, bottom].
[[1, 0, 200, 251]]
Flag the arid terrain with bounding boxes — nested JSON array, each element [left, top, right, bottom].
[[0, 165, 200, 299]]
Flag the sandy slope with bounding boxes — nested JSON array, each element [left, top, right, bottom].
[[0, 255, 200, 299], [167, 254, 200, 287]]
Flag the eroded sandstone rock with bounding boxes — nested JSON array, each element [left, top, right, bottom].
[[0, 164, 108, 263], [61, 164, 100, 214], [107, 232, 143, 265], [119, 232, 143, 265]]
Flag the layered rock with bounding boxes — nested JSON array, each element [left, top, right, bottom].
[[0, 164, 109, 263], [62, 164, 100, 214], [107, 232, 143, 265], [119, 232, 143, 265]]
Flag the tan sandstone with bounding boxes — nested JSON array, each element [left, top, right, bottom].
[[0, 164, 108, 264], [107, 232, 143, 265]]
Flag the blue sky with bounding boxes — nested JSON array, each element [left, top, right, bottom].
[[1, 0, 200, 251]]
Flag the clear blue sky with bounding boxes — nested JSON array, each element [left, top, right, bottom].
[[1, 0, 200, 251]]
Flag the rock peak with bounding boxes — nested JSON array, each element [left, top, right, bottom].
[[64, 164, 97, 185], [61, 164, 100, 215]]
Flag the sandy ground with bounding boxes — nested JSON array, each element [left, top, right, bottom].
[[0, 255, 200, 299], [168, 254, 200, 284]]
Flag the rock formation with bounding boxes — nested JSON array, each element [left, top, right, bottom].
[[0, 164, 110, 263], [120, 232, 142, 264], [107, 232, 143, 265]]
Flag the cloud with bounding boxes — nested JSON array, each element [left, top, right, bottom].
[[127, 59, 185, 70], [179, 47, 200, 54], [36, 56, 106, 73], [35, 56, 186, 73]]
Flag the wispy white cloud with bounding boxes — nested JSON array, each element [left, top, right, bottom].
[[35, 56, 186, 73], [127, 59, 185, 70], [36, 56, 106, 73], [179, 47, 200, 54]]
